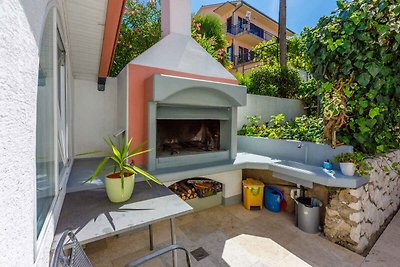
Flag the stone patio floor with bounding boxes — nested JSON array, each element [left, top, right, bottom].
[[84, 204, 366, 267], [362, 209, 400, 267]]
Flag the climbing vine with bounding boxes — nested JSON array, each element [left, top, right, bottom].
[[303, 0, 400, 154]]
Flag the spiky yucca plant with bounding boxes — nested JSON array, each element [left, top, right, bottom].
[[78, 135, 161, 189]]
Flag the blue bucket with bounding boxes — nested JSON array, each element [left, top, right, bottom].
[[264, 186, 284, 212]]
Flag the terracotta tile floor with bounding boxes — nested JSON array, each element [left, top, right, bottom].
[[84, 204, 365, 267]]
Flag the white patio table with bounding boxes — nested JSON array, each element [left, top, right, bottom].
[[52, 181, 193, 267]]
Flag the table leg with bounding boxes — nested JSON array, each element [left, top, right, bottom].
[[149, 224, 154, 251], [170, 218, 177, 267]]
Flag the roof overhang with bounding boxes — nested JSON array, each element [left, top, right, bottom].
[[64, 0, 125, 87], [98, 0, 126, 90], [213, 2, 237, 16]]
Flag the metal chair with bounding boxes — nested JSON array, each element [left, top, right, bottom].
[[51, 230, 92, 267], [52, 230, 192, 267]]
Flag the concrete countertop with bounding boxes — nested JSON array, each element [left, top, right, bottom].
[[68, 152, 368, 193], [53, 181, 193, 250]]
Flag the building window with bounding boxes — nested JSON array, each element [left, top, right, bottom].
[[227, 45, 233, 61], [250, 23, 264, 39], [226, 17, 232, 34], [36, 9, 56, 237], [36, 8, 69, 238]]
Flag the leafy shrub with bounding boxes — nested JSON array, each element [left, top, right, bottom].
[[247, 65, 302, 98], [110, 0, 161, 77], [192, 15, 231, 68], [238, 114, 324, 143], [234, 72, 251, 87], [303, 0, 400, 154], [253, 36, 311, 71]]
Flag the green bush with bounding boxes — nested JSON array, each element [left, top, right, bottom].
[[238, 114, 324, 143], [247, 65, 302, 98], [253, 36, 311, 72], [234, 72, 251, 87]]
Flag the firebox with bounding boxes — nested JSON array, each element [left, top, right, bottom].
[[157, 119, 221, 157]]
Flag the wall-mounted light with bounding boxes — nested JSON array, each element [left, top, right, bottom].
[[97, 77, 106, 91]]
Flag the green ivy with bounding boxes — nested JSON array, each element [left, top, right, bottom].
[[303, 0, 400, 154], [238, 114, 324, 143]]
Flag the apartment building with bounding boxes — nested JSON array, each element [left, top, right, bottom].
[[197, 0, 295, 73]]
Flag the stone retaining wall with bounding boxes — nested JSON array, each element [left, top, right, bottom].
[[324, 150, 400, 254]]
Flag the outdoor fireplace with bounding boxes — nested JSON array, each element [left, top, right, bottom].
[[157, 119, 221, 157], [122, 0, 246, 174]]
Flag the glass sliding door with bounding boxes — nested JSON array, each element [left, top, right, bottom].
[[36, 10, 56, 237]]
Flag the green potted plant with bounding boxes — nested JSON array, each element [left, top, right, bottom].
[[333, 152, 368, 177], [78, 135, 161, 203]]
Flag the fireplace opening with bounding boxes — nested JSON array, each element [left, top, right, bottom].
[[156, 119, 222, 157]]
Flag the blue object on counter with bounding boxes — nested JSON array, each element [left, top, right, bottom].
[[264, 186, 284, 212], [323, 160, 333, 170]]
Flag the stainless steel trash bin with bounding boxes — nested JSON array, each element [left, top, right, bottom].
[[296, 197, 322, 234]]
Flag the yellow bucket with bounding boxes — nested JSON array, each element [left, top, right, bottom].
[[242, 178, 265, 210]]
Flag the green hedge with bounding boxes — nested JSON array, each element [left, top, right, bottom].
[[247, 65, 302, 98]]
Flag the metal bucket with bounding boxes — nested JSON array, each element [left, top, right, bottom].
[[295, 197, 322, 234]]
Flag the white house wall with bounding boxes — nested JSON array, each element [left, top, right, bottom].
[[73, 78, 118, 157], [0, 0, 76, 265]]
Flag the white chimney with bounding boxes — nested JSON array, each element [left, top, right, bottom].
[[160, 0, 191, 38]]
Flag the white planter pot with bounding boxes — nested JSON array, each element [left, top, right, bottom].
[[340, 163, 355, 176], [105, 173, 135, 203]]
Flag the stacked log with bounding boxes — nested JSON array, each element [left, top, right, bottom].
[[169, 178, 222, 201]]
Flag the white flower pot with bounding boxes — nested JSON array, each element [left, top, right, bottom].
[[340, 163, 355, 176], [105, 173, 135, 203]]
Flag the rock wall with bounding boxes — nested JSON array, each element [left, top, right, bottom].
[[324, 150, 400, 254]]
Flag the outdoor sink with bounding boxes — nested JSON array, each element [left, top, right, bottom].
[[272, 160, 320, 173]]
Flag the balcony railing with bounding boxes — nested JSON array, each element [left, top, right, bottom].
[[225, 24, 275, 41], [230, 53, 255, 66]]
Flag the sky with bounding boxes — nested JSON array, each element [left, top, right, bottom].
[[191, 0, 338, 34]]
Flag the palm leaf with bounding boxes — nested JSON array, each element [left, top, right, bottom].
[[82, 157, 110, 184], [75, 150, 106, 157], [123, 165, 137, 175], [111, 144, 121, 160], [126, 149, 151, 159], [129, 140, 147, 155], [131, 165, 162, 185]]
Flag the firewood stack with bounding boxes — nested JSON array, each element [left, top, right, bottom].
[[169, 178, 222, 201]]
